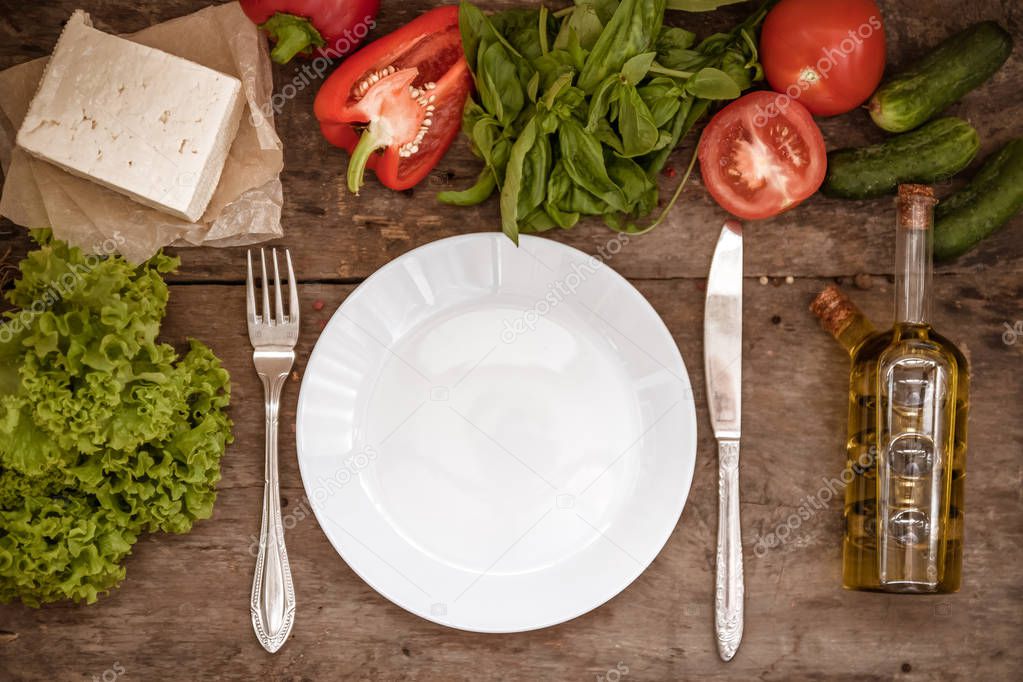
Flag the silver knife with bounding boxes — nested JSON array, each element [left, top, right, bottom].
[[704, 220, 744, 661]]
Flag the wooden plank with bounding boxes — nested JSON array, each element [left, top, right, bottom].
[[0, 0, 1021, 282], [1, 0, 1022, 678], [1, 277, 1020, 680]]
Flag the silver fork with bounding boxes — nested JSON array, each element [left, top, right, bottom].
[[246, 248, 299, 654]]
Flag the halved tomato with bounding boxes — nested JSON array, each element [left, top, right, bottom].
[[697, 91, 827, 220]]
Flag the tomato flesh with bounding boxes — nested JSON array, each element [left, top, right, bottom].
[[760, 0, 886, 117], [698, 91, 826, 220]]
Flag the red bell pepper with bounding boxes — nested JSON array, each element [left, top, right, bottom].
[[240, 0, 380, 65], [313, 5, 472, 193]]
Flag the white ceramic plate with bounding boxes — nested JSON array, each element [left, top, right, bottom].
[[296, 233, 696, 633]]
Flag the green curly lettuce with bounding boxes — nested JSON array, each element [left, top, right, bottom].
[[0, 233, 233, 606]]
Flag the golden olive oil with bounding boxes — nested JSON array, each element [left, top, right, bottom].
[[813, 185, 970, 593]]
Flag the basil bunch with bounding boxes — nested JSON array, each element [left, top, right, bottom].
[[439, 0, 771, 243]]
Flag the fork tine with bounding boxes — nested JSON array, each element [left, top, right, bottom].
[[272, 248, 285, 324], [246, 250, 258, 324], [286, 249, 299, 324], [260, 248, 271, 325]]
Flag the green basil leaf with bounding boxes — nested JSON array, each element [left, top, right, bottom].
[[607, 155, 657, 213], [533, 50, 580, 93], [547, 85, 587, 125], [461, 99, 489, 141], [500, 118, 539, 243], [544, 205, 580, 230], [666, 0, 748, 11], [592, 118, 625, 156], [561, 28, 589, 71], [544, 161, 580, 228], [655, 26, 701, 71], [586, 75, 621, 131], [558, 119, 628, 212], [620, 51, 657, 85], [526, 72, 541, 102], [618, 85, 661, 158], [592, 0, 620, 24], [547, 160, 608, 219], [696, 31, 731, 54], [656, 26, 696, 52], [491, 8, 544, 62], [685, 67, 741, 100], [642, 97, 706, 176], [475, 52, 502, 121], [657, 49, 706, 72], [553, 4, 604, 51], [720, 46, 756, 92], [469, 115, 498, 160], [479, 42, 525, 125], [577, 0, 666, 93], [458, 2, 489, 68], [563, 185, 609, 215], [637, 78, 684, 127], [486, 137, 513, 185], [520, 206, 559, 233], [517, 129, 551, 219]]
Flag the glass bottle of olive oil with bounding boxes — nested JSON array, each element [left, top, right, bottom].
[[812, 285, 891, 590], [813, 185, 969, 593]]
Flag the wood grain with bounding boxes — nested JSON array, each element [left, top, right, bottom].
[[0, 0, 1020, 282], [2, 278, 1022, 681], [1, 1, 1022, 680]]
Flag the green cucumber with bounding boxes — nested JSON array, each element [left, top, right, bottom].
[[934, 138, 1023, 261], [823, 117, 980, 200], [870, 21, 1014, 133]]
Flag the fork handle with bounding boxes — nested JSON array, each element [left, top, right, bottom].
[[251, 358, 296, 653]]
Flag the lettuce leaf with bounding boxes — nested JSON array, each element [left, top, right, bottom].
[[0, 234, 233, 605]]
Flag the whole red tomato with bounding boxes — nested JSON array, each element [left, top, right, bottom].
[[760, 0, 886, 117]]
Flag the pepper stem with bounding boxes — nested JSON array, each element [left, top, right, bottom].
[[347, 128, 384, 195], [259, 13, 326, 64], [437, 170, 497, 206]]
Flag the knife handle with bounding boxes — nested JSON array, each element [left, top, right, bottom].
[[715, 438, 744, 661]]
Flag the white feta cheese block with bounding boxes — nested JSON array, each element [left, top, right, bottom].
[[16, 10, 244, 222]]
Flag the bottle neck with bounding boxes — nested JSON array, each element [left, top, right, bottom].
[[835, 314, 876, 355], [894, 186, 936, 326], [895, 225, 933, 325], [811, 285, 876, 356]]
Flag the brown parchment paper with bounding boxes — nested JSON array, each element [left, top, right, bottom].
[[0, 2, 284, 263]]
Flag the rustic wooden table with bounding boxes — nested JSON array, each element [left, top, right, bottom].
[[1, 1, 1021, 680]]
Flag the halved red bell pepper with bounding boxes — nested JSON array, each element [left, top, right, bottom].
[[313, 5, 472, 193], [240, 0, 380, 65]]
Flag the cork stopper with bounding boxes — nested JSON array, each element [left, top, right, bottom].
[[897, 184, 937, 231], [810, 285, 860, 338]]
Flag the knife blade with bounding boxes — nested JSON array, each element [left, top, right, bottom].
[[704, 220, 744, 662]]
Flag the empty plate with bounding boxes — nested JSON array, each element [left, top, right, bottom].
[[296, 233, 696, 632]]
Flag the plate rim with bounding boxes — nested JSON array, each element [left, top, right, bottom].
[[295, 232, 697, 633]]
